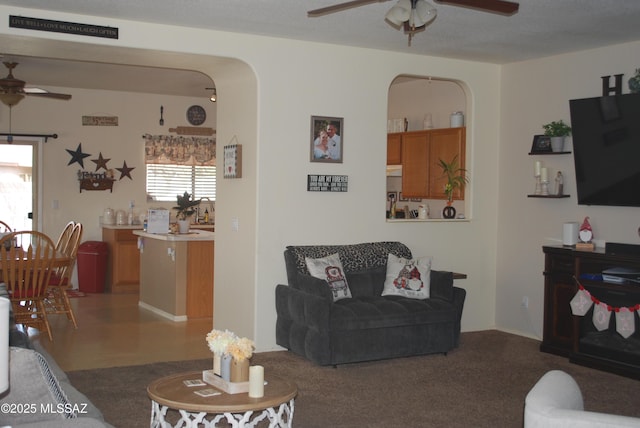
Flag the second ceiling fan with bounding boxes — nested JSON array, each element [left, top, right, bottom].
[[308, 0, 519, 45]]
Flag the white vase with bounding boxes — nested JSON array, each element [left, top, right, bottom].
[[177, 219, 190, 234], [213, 353, 221, 376], [550, 136, 565, 152], [220, 354, 232, 381]]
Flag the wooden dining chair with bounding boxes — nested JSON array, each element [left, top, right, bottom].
[[0, 231, 56, 341], [0, 220, 12, 233], [55, 221, 75, 253], [46, 222, 83, 328]]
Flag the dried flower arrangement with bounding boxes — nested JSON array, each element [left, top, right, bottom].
[[206, 329, 255, 362]]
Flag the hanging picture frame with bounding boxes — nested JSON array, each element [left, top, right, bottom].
[[310, 116, 343, 163], [223, 143, 242, 179]]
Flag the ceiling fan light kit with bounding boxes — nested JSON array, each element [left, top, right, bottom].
[[0, 93, 24, 107], [308, 0, 518, 45], [0, 62, 72, 107], [385, 0, 437, 45]]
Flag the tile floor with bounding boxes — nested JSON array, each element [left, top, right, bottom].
[[30, 292, 213, 371]]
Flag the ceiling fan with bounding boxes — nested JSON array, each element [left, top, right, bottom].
[[0, 61, 72, 107], [308, 0, 519, 45]]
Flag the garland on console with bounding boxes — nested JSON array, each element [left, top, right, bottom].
[[570, 278, 640, 339]]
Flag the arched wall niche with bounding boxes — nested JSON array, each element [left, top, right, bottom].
[[388, 74, 468, 131], [387, 74, 472, 219]]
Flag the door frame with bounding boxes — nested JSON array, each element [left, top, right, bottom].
[[0, 137, 43, 231]]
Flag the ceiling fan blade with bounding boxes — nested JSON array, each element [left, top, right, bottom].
[[26, 92, 72, 100], [435, 0, 519, 15], [308, 0, 391, 17]]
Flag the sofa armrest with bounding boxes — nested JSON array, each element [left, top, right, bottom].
[[275, 283, 332, 331], [430, 270, 454, 301]]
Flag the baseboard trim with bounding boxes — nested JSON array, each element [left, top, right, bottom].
[[138, 301, 188, 322]]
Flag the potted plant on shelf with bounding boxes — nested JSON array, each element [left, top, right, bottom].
[[173, 191, 200, 233], [438, 155, 469, 219], [542, 120, 572, 152]]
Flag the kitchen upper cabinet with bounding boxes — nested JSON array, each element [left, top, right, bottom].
[[428, 127, 466, 200], [386, 133, 402, 165], [400, 131, 430, 197], [392, 127, 465, 199]]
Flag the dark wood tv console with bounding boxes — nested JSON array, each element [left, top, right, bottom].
[[542, 245, 640, 379]]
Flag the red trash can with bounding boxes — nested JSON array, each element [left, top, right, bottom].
[[77, 241, 108, 293]]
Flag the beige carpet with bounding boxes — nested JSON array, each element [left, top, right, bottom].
[[67, 330, 640, 427]]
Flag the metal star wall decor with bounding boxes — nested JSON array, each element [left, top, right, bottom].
[[91, 152, 111, 171], [116, 161, 135, 180], [66, 143, 91, 168]]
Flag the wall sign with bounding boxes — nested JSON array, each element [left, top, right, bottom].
[[82, 115, 118, 126], [307, 175, 348, 192], [223, 144, 242, 179], [9, 15, 119, 39]]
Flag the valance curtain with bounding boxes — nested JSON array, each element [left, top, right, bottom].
[[144, 134, 216, 166]]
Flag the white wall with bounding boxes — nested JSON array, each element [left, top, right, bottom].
[[388, 78, 466, 131], [0, 87, 216, 242], [0, 5, 503, 352], [497, 41, 640, 339]]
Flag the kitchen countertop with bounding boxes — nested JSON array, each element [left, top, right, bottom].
[[103, 223, 214, 230], [133, 229, 215, 241], [102, 224, 143, 229]]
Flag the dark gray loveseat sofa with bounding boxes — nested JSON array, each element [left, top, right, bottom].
[[275, 242, 466, 365]]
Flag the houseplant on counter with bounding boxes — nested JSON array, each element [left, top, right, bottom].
[[438, 155, 469, 219], [542, 120, 572, 152], [173, 191, 200, 233]]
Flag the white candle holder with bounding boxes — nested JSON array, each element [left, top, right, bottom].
[[541, 179, 549, 195], [534, 174, 542, 195]]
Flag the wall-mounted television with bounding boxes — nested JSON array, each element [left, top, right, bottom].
[[569, 93, 640, 207]]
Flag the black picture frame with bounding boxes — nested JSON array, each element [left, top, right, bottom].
[[310, 116, 343, 163], [530, 135, 552, 153]]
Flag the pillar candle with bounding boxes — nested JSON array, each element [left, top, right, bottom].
[[248, 365, 264, 398], [0, 298, 9, 393], [534, 161, 541, 177], [540, 167, 548, 182]]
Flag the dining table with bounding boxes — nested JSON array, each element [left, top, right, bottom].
[[0, 245, 70, 281]]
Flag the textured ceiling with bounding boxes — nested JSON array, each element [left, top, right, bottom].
[[1, 0, 640, 96]]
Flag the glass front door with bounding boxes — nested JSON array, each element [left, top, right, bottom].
[[0, 140, 35, 231]]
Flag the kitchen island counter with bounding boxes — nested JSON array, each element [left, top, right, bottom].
[[133, 229, 215, 241], [134, 230, 214, 321]]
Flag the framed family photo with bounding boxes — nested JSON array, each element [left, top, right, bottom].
[[530, 135, 552, 153], [310, 115, 343, 163]]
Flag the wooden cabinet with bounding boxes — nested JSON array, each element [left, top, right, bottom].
[[401, 131, 431, 197], [102, 227, 141, 294], [542, 245, 640, 379], [389, 127, 465, 199], [428, 128, 466, 199], [386, 133, 402, 165], [541, 247, 577, 356]]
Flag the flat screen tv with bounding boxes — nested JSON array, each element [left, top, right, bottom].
[[569, 93, 640, 207]]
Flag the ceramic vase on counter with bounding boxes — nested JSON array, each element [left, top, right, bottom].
[[177, 219, 190, 234], [103, 208, 115, 225]]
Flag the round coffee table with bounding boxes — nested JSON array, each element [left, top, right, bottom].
[[147, 371, 297, 427]]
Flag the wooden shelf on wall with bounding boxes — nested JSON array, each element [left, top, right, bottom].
[[527, 194, 570, 198], [528, 151, 571, 155]]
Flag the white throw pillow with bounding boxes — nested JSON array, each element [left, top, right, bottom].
[[305, 253, 352, 301], [382, 253, 431, 299]]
